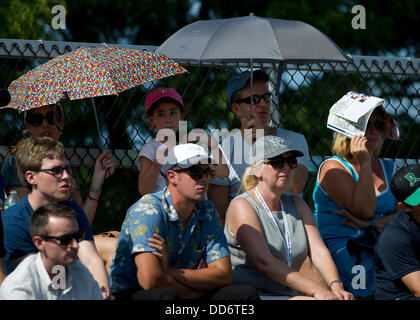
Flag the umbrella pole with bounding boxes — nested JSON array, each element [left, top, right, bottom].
[[250, 58, 254, 117], [91, 97, 105, 150]]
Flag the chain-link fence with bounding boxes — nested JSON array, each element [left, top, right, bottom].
[[1, 38, 419, 233]]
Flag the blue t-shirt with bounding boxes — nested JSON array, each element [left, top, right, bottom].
[[2, 195, 94, 274], [109, 187, 229, 293], [374, 212, 420, 300], [0, 173, 5, 202]]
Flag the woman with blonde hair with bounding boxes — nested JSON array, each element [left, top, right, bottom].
[[224, 135, 353, 300], [312, 105, 399, 299]]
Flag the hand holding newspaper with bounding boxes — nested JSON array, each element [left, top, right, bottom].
[[327, 91, 400, 140]]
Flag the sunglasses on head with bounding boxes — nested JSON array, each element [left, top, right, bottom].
[[34, 165, 72, 178], [41, 230, 85, 247], [233, 92, 271, 105], [367, 119, 385, 132], [172, 166, 215, 181], [25, 108, 63, 127], [264, 156, 298, 169]]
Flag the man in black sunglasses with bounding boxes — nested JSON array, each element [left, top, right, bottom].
[[208, 70, 311, 223], [1, 136, 112, 299], [1, 103, 115, 225], [0, 204, 103, 299], [109, 143, 258, 300]]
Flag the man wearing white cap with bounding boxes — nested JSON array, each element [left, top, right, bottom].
[[109, 143, 258, 300]]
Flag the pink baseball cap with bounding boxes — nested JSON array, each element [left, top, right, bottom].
[[145, 87, 184, 115]]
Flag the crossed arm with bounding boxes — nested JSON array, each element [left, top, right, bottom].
[[133, 234, 232, 299]]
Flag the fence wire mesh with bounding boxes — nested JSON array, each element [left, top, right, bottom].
[[1, 39, 419, 233]]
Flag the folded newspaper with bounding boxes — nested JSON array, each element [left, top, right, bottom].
[[327, 91, 400, 140]]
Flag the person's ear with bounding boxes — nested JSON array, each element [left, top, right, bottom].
[[33, 236, 45, 251], [397, 201, 411, 212], [167, 170, 177, 186], [231, 103, 241, 116], [25, 170, 37, 186], [251, 163, 263, 179]]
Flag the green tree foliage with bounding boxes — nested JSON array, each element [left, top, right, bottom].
[[0, 0, 65, 39]]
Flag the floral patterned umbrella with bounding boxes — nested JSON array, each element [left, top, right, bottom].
[[6, 46, 187, 111]]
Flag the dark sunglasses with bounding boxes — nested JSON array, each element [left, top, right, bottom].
[[26, 109, 62, 127], [34, 165, 72, 178], [172, 166, 216, 181], [367, 119, 385, 132], [264, 157, 298, 169], [41, 230, 85, 247], [233, 92, 271, 105]]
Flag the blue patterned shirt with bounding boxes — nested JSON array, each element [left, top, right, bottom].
[[109, 188, 229, 293]]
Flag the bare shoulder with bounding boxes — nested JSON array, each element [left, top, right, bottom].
[[319, 158, 354, 184], [320, 158, 349, 174], [226, 195, 261, 235]]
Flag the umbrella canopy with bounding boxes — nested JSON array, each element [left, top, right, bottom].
[[5, 46, 187, 112], [157, 15, 350, 65]]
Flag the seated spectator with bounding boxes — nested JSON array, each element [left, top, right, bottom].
[[110, 143, 258, 300], [0, 172, 6, 284], [225, 135, 353, 300], [1, 103, 115, 225], [0, 203, 103, 300], [137, 87, 228, 197], [208, 70, 310, 223], [1, 103, 116, 272], [0, 209, 5, 285], [312, 105, 398, 298], [1, 136, 111, 299], [374, 164, 420, 300]]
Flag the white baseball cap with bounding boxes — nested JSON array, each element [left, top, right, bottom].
[[161, 143, 213, 175]]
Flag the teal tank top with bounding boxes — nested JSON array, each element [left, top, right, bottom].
[[312, 156, 396, 253]]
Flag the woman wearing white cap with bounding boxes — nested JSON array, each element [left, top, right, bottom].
[[224, 135, 353, 300]]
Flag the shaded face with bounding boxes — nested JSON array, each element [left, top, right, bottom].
[[260, 152, 296, 189], [147, 101, 184, 132], [31, 157, 72, 202], [365, 112, 385, 151], [41, 216, 80, 266], [232, 80, 271, 127], [25, 105, 64, 141], [169, 164, 212, 201]]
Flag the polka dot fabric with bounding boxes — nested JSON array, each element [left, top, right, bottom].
[[5, 47, 187, 111]]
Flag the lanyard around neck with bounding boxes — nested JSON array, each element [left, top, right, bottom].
[[254, 186, 292, 267]]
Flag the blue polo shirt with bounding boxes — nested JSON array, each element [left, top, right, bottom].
[[2, 195, 94, 275], [109, 187, 229, 294]]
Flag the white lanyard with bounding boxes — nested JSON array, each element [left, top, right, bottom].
[[254, 187, 292, 267]]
